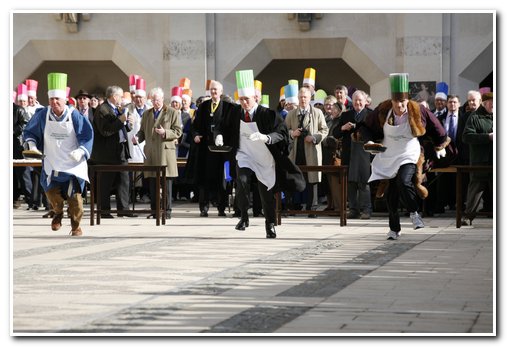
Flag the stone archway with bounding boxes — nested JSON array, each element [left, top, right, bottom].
[[13, 40, 154, 100], [221, 37, 388, 106], [459, 42, 493, 86]]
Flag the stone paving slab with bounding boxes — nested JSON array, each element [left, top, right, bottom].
[[11, 202, 494, 335]]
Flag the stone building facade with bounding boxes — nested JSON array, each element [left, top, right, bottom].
[[13, 12, 493, 108]]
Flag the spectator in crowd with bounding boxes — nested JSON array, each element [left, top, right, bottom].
[[133, 87, 182, 219], [90, 85, 137, 218], [285, 87, 329, 217], [334, 90, 372, 219], [461, 92, 493, 226], [321, 97, 344, 211], [187, 81, 233, 217]]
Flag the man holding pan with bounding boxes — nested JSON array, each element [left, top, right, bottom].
[[23, 72, 93, 236]]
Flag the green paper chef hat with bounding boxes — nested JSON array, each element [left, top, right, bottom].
[[236, 70, 255, 97], [260, 94, 269, 108], [389, 73, 409, 101], [313, 89, 327, 105], [47, 72, 68, 99]]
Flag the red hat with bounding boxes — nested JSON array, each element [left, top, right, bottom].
[[171, 86, 183, 103], [129, 74, 140, 92], [17, 83, 28, 101], [135, 78, 146, 97], [25, 79, 38, 97]]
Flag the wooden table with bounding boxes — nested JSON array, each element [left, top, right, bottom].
[[89, 164, 167, 226], [13, 159, 42, 167], [275, 165, 348, 226]]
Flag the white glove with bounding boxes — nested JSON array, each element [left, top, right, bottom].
[[249, 132, 269, 143], [215, 134, 224, 146], [27, 141, 39, 151], [69, 148, 85, 162], [435, 148, 446, 159]]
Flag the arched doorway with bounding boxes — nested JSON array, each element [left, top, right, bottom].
[[13, 40, 153, 101], [221, 37, 387, 107], [256, 58, 369, 109], [25, 61, 128, 103]]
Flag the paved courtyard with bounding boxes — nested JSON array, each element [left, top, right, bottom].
[[11, 201, 494, 335]]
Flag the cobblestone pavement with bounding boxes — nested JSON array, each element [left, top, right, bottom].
[[11, 202, 495, 335]]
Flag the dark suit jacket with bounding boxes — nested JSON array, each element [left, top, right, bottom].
[[219, 104, 305, 192], [13, 103, 29, 159], [332, 108, 369, 166], [90, 102, 132, 164], [185, 99, 235, 186], [437, 109, 469, 165]]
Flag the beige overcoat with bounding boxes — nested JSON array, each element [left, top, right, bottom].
[[285, 105, 328, 183], [136, 104, 182, 178]]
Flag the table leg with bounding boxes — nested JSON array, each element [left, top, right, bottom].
[[456, 168, 463, 228], [340, 169, 347, 226], [275, 192, 281, 226], [156, 171, 160, 226], [96, 172, 101, 225], [90, 168, 95, 226], [162, 170, 166, 225]]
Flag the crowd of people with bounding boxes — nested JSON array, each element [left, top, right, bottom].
[[13, 68, 494, 240]]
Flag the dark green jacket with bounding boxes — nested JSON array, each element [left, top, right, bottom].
[[462, 105, 493, 181]]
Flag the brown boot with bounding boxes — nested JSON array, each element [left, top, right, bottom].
[[70, 227, 82, 236], [414, 152, 428, 199], [51, 213, 63, 231]]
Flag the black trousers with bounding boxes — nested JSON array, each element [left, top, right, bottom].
[[149, 177, 173, 212], [198, 183, 227, 213], [386, 163, 419, 232], [235, 166, 275, 225], [98, 143, 130, 213]]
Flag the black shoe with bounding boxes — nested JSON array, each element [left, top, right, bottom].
[[265, 223, 277, 238], [146, 213, 156, 219], [232, 211, 241, 217], [347, 212, 359, 219], [200, 211, 208, 217], [117, 213, 138, 217], [218, 211, 226, 217], [42, 211, 55, 219], [100, 213, 114, 219], [235, 218, 249, 231], [308, 214, 317, 218], [253, 212, 264, 217]]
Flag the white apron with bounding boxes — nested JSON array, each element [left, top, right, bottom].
[[369, 111, 420, 182], [43, 107, 89, 185], [236, 120, 276, 190]]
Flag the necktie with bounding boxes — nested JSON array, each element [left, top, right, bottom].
[[154, 109, 160, 120], [137, 108, 144, 116], [115, 107, 128, 143], [355, 111, 362, 122], [245, 111, 251, 122], [448, 114, 456, 142]]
